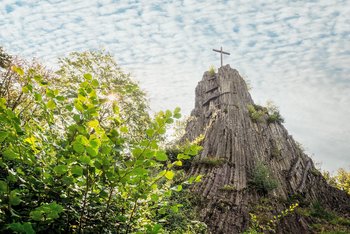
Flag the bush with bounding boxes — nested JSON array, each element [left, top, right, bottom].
[[247, 104, 266, 123], [250, 162, 278, 194], [208, 65, 216, 77], [247, 102, 285, 124], [0, 64, 203, 233], [267, 111, 284, 124]]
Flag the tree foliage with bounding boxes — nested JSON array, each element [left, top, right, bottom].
[[56, 51, 150, 141], [0, 62, 203, 233], [323, 168, 350, 195]]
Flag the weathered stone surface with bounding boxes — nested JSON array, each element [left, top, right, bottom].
[[182, 65, 350, 233]]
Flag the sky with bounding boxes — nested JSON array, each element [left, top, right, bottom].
[[0, 0, 349, 172]]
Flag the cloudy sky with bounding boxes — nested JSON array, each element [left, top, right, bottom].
[[1, 0, 349, 172]]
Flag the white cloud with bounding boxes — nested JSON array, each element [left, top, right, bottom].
[[1, 0, 349, 171]]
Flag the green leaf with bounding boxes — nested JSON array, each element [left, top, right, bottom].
[[55, 95, 65, 101], [73, 142, 84, 153], [177, 154, 190, 160], [164, 171, 175, 180], [0, 131, 9, 143], [79, 155, 91, 164], [174, 161, 182, 166], [9, 190, 21, 206], [53, 165, 68, 176], [66, 104, 73, 111], [34, 93, 42, 102], [3, 148, 19, 160], [89, 138, 101, 148], [146, 129, 154, 137], [120, 126, 128, 133], [30, 202, 63, 221], [86, 146, 98, 156], [91, 79, 99, 87], [71, 165, 83, 176], [155, 151, 168, 161], [84, 73, 92, 80], [0, 181, 8, 193], [87, 120, 99, 129], [47, 99, 56, 110], [22, 86, 29, 93], [7, 222, 35, 234], [195, 175, 202, 182], [12, 66, 24, 76]]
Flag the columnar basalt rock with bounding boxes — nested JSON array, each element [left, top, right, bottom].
[[182, 65, 350, 233]]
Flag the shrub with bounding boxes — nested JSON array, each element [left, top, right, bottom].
[[270, 146, 281, 159], [209, 65, 216, 77], [247, 101, 284, 124], [250, 162, 278, 194], [267, 111, 284, 124], [0, 65, 203, 233], [266, 101, 284, 124], [247, 104, 266, 123]]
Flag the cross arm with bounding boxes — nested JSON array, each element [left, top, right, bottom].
[[212, 49, 230, 55]]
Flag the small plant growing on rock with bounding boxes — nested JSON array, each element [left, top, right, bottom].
[[271, 146, 281, 159], [209, 65, 216, 77], [250, 161, 278, 195], [266, 100, 284, 124], [244, 203, 299, 233], [247, 104, 266, 123]]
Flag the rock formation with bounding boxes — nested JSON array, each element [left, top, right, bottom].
[[182, 65, 350, 233]]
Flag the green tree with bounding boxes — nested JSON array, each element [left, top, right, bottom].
[[0, 65, 203, 233], [56, 51, 150, 141], [323, 168, 350, 195]]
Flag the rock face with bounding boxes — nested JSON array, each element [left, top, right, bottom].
[[182, 65, 350, 233]]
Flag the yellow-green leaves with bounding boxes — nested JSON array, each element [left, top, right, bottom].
[[47, 99, 56, 110], [83, 73, 92, 80], [72, 134, 101, 157], [164, 171, 175, 180], [12, 66, 24, 76]]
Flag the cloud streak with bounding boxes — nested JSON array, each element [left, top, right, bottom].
[[1, 0, 349, 171]]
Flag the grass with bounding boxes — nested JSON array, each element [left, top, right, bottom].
[[296, 201, 350, 233]]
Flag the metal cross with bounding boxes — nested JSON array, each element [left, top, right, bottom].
[[213, 46, 230, 67]]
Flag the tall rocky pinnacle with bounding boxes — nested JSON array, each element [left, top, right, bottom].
[[182, 65, 350, 233]]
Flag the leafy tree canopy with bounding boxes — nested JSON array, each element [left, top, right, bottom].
[[0, 53, 205, 233]]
